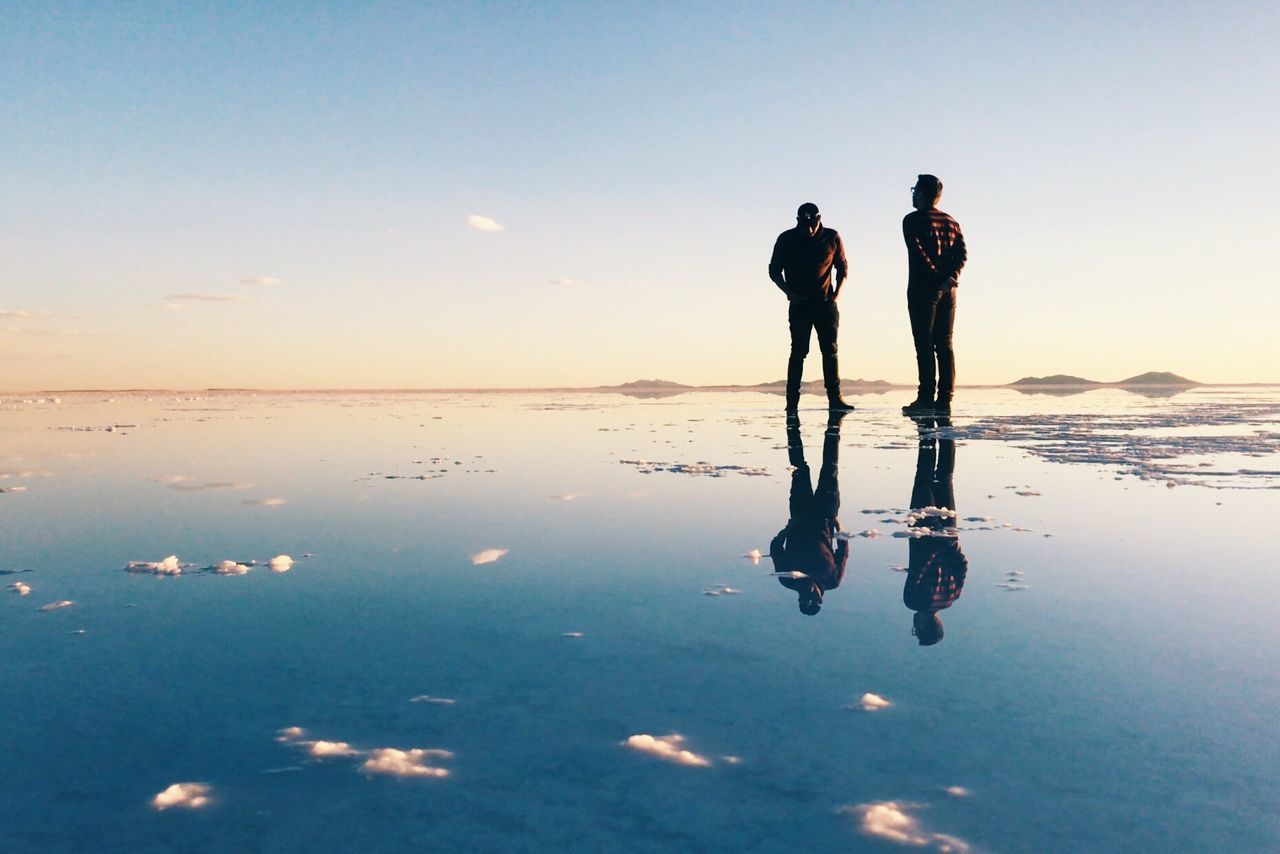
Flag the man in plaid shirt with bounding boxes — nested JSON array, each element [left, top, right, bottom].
[[901, 175, 967, 415]]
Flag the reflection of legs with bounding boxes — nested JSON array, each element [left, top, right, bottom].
[[911, 429, 938, 509], [907, 291, 939, 399], [933, 289, 956, 401], [787, 303, 814, 409], [815, 413, 843, 518], [934, 436, 955, 509]]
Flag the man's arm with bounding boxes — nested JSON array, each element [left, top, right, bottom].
[[831, 232, 849, 299], [941, 226, 966, 285], [768, 233, 790, 295]]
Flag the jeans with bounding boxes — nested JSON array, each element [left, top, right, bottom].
[[787, 299, 841, 397], [907, 287, 956, 398]]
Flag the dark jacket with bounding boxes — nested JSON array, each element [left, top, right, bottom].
[[769, 225, 848, 301], [903, 209, 966, 292]]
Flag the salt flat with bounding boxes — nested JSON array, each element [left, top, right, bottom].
[[2, 387, 1278, 851]]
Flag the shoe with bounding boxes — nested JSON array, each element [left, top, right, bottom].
[[827, 396, 855, 412], [901, 396, 933, 415], [934, 396, 953, 414]]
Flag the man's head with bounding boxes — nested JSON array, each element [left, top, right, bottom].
[[798, 581, 823, 616], [796, 202, 822, 235], [912, 611, 944, 645], [912, 175, 942, 211]]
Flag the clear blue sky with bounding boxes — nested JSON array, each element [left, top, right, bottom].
[[2, 1, 1277, 389]]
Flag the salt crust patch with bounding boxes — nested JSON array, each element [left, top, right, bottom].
[[849, 693, 892, 712], [277, 726, 452, 779], [152, 782, 212, 811], [127, 555, 185, 575], [838, 801, 970, 851], [703, 584, 741, 596], [623, 734, 712, 767], [361, 748, 452, 778], [470, 548, 508, 565]]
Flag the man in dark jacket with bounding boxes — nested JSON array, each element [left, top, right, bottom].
[[769, 202, 854, 412], [902, 175, 967, 415]]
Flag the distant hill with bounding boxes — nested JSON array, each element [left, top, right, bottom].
[[609, 379, 693, 390], [1009, 371, 1199, 388], [1011, 374, 1100, 386], [1115, 371, 1198, 386]]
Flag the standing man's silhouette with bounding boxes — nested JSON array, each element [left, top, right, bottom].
[[901, 175, 967, 415], [769, 203, 854, 412]]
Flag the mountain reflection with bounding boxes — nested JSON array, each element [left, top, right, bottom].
[[905, 416, 968, 645], [770, 412, 848, 615]]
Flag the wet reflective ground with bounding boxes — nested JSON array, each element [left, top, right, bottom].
[[3, 388, 1278, 852]]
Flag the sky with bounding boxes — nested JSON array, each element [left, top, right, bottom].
[[2, 1, 1278, 390]]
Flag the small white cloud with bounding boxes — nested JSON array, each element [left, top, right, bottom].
[[943, 786, 971, 798], [126, 556, 184, 575], [470, 548, 508, 566], [268, 555, 294, 573], [308, 740, 360, 758], [239, 276, 281, 285], [8, 582, 31, 595], [562, 631, 584, 638], [167, 480, 253, 492], [277, 726, 307, 742], [0, 309, 51, 319], [409, 695, 456, 705], [162, 293, 257, 304], [852, 693, 892, 712], [244, 497, 287, 507], [550, 492, 588, 501], [152, 782, 212, 811], [622, 734, 712, 768], [838, 801, 969, 851], [743, 548, 762, 565], [216, 560, 251, 575], [466, 214, 505, 232], [38, 599, 74, 611], [770, 571, 808, 579], [547, 277, 577, 285], [360, 748, 452, 778]]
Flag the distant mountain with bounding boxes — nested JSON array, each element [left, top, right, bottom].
[[1115, 371, 1198, 386], [610, 379, 693, 390], [1009, 371, 1199, 387], [1011, 374, 1100, 386]]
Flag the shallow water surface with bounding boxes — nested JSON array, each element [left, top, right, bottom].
[[3, 388, 1278, 852]]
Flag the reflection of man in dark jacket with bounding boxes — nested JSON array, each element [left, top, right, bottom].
[[904, 416, 968, 644], [770, 411, 849, 615]]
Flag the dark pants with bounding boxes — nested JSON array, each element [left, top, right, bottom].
[[907, 287, 956, 399], [787, 299, 841, 399]]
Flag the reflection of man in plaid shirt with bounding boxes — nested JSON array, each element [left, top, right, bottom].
[[770, 412, 849, 615], [904, 416, 968, 645]]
